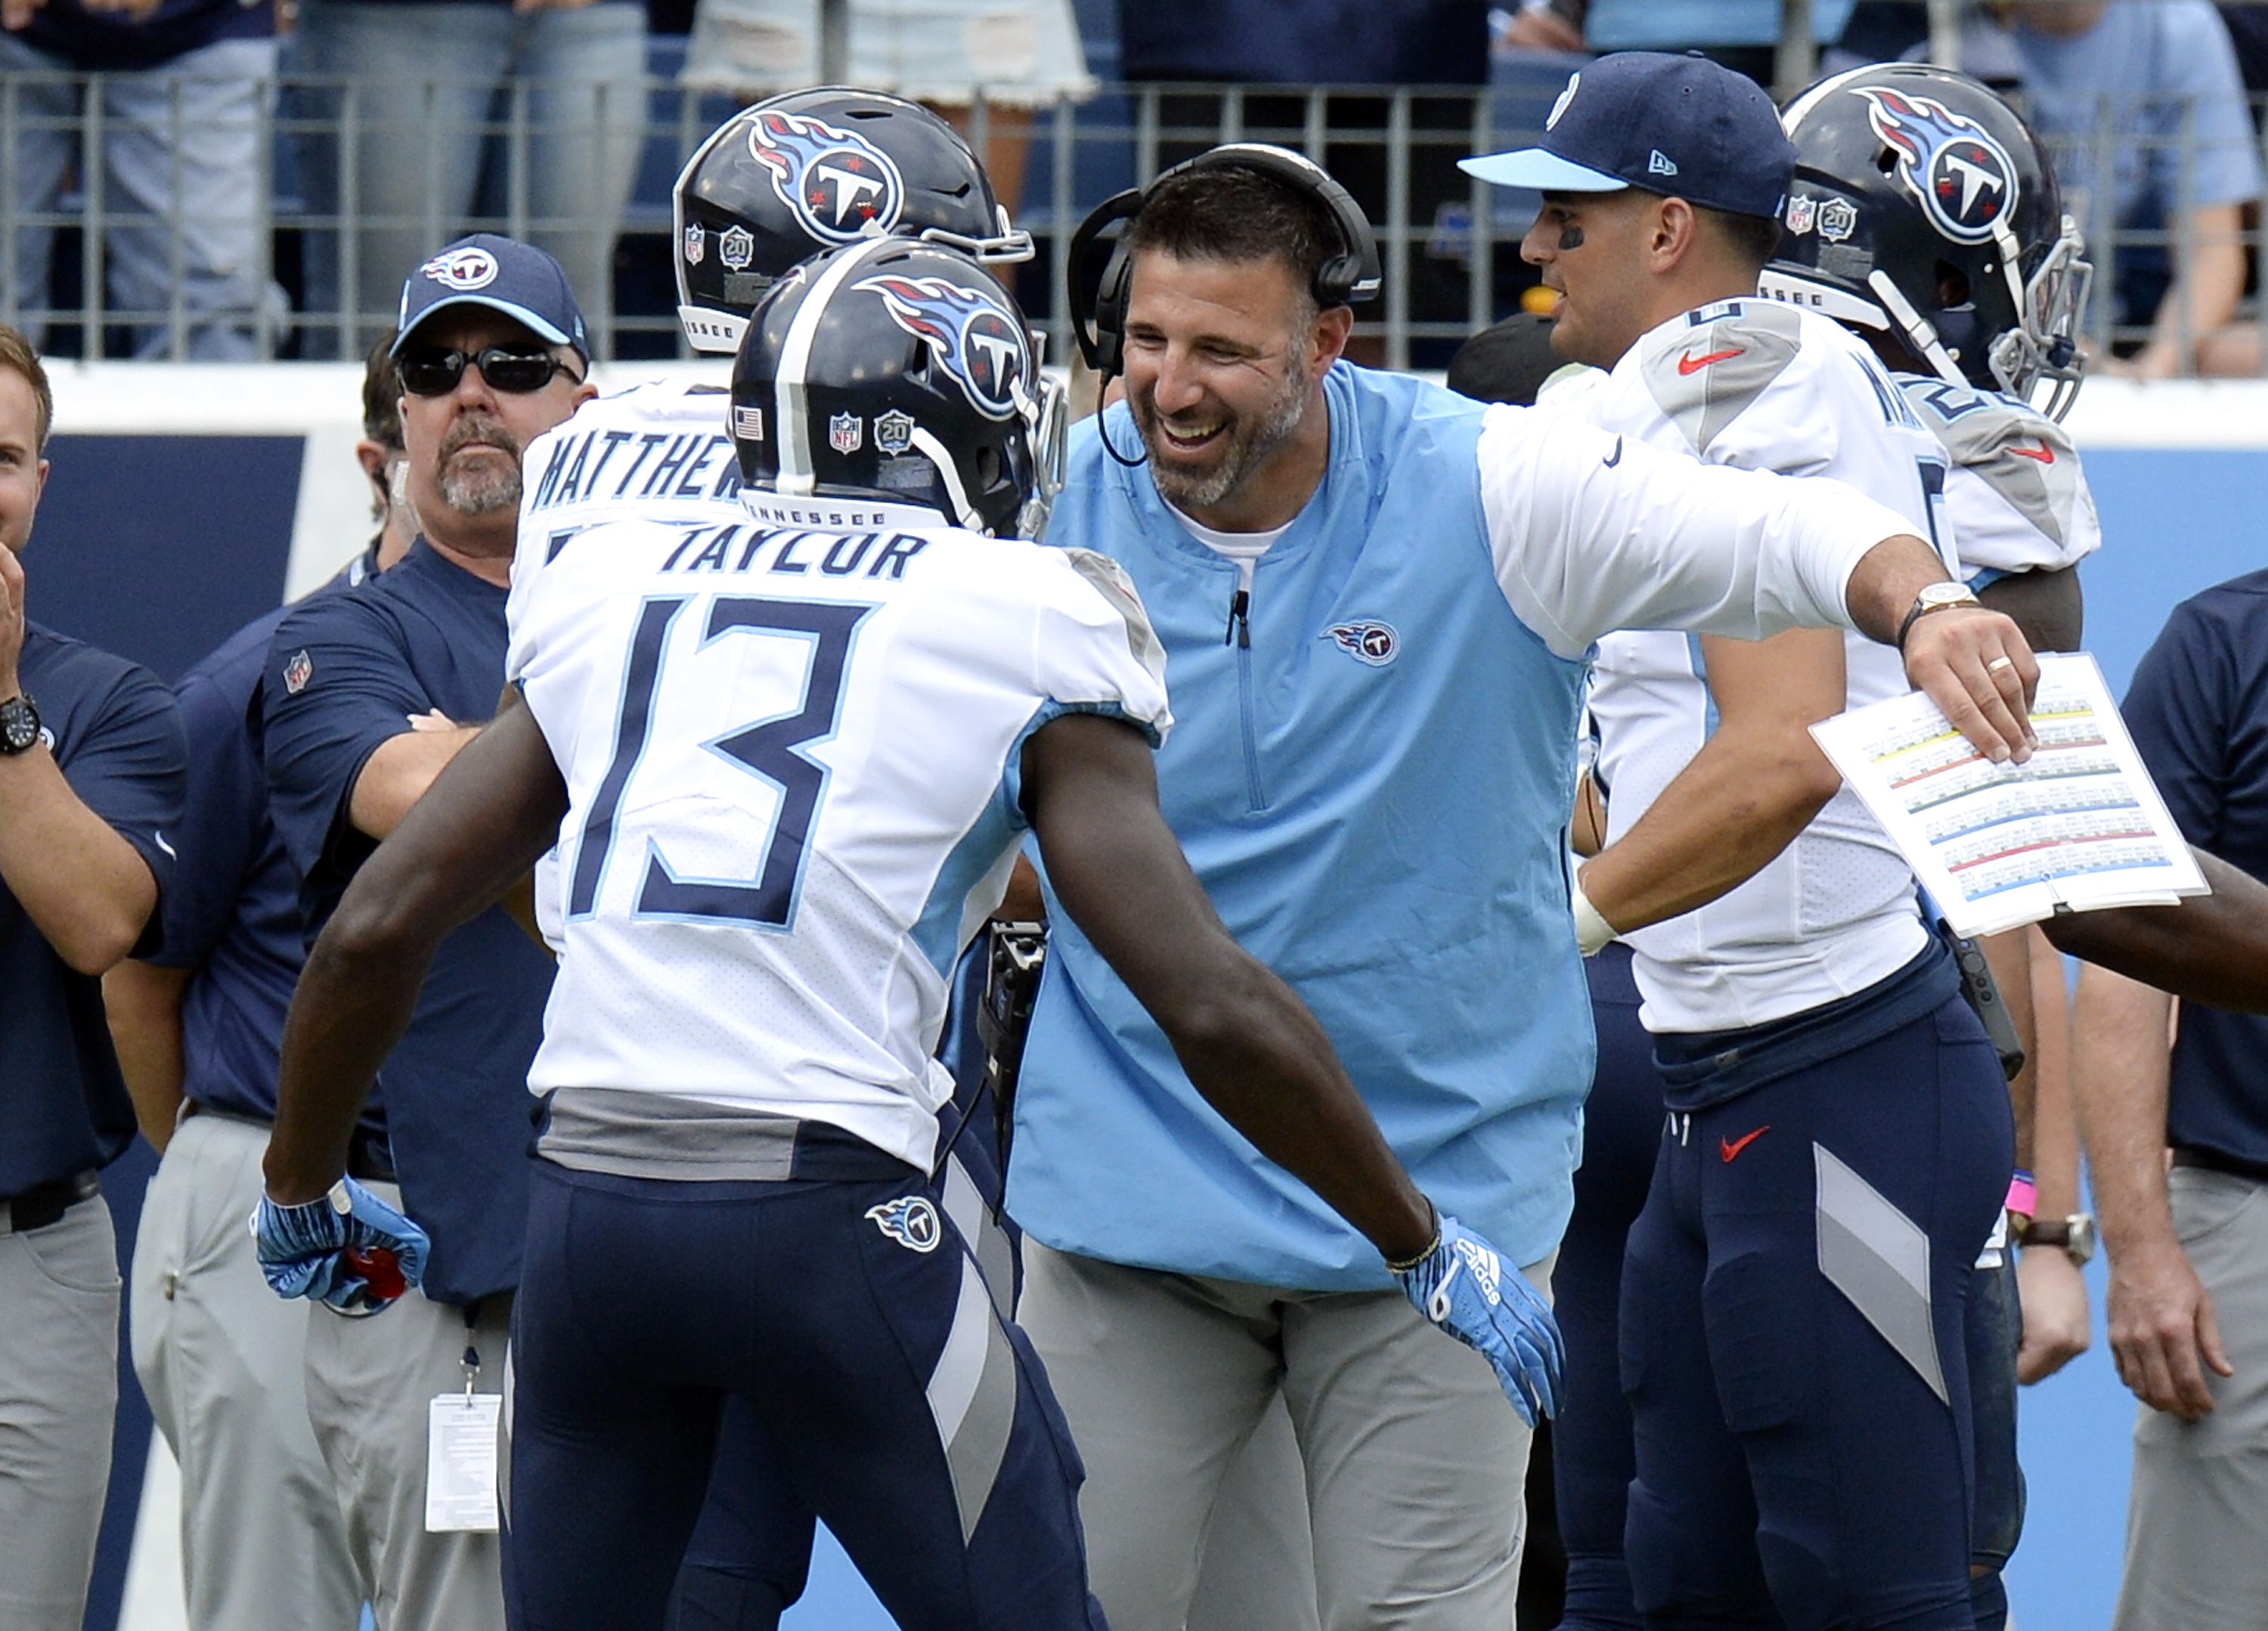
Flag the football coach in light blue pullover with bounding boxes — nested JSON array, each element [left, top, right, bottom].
[[1009, 143, 2041, 1631]]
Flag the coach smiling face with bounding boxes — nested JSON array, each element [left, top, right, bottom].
[[1117, 184, 1353, 534]]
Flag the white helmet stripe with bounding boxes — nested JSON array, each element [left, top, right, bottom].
[[1779, 63, 1878, 134], [909, 424, 977, 530], [773, 239, 893, 496]]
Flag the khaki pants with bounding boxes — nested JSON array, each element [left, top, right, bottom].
[[1018, 1241, 1548, 1631], [132, 1113, 361, 1631], [2115, 1165, 2268, 1631], [0, 1193, 118, 1631], [302, 1181, 511, 1631]]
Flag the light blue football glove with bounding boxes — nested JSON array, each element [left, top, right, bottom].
[[251, 1177, 430, 1315], [1393, 1211, 1566, 1428]]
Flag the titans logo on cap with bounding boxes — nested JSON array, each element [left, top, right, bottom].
[[746, 109, 907, 246], [855, 273, 1030, 421], [418, 246, 498, 289], [1854, 86, 2018, 246]]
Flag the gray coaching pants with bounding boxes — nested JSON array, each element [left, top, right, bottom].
[[2115, 1163, 2268, 1631], [1018, 1241, 1547, 1631], [131, 1113, 361, 1631], [302, 1178, 511, 1631], [0, 1190, 119, 1631]]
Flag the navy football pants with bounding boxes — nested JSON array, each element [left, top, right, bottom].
[[668, 945, 1019, 1630], [505, 1158, 1101, 1631], [1619, 994, 2012, 1631], [1555, 947, 1660, 1631]]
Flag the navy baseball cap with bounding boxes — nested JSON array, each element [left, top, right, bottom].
[[392, 233, 590, 361], [1460, 53, 1794, 221]]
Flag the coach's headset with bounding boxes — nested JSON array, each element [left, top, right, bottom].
[[1067, 141, 1383, 388]]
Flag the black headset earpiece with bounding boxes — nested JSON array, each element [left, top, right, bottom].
[[1067, 142, 1383, 381]]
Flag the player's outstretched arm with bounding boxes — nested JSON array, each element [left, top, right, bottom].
[[1577, 627, 1847, 944], [263, 695, 569, 1209], [1023, 712, 1565, 1422], [2040, 849, 2268, 1016]]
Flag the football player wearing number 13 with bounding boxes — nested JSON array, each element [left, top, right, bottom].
[[259, 237, 1563, 1631]]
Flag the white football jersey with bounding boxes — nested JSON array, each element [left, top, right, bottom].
[[1582, 299, 1954, 1032], [1896, 374, 2102, 583], [513, 379, 745, 949], [517, 378, 743, 548], [506, 494, 1171, 1170]]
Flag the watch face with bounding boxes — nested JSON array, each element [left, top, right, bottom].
[[0, 698, 38, 754], [1919, 582, 1978, 610]]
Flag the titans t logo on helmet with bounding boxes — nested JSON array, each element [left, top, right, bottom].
[[1854, 86, 2019, 246], [747, 109, 908, 245], [855, 273, 1030, 420]]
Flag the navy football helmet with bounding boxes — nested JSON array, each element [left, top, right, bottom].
[[674, 86, 1033, 354], [730, 238, 1065, 540], [1761, 64, 2090, 418]]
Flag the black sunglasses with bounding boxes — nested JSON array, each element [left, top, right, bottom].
[[398, 345, 585, 397]]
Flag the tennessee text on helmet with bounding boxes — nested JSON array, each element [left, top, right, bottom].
[[1760, 64, 2091, 420], [1066, 141, 1383, 380], [673, 85, 1034, 355], [728, 237, 1066, 541]]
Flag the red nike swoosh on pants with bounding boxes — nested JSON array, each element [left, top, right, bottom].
[[1720, 1126, 1771, 1162]]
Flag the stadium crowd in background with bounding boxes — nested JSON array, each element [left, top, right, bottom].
[[5, 21, 2268, 1631]]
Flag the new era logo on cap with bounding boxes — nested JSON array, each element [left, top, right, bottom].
[[1458, 51, 1793, 223]]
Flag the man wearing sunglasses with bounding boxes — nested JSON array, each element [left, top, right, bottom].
[[256, 234, 594, 1631]]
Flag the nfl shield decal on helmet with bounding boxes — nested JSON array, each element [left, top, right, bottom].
[[1325, 621, 1399, 667], [854, 273, 1030, 420], [746, 108, 908, 246], [873, 407, 916, 455], [1784, 196, 1817, 237], [866, 1196, 942, 1253], [829, 411, 863, 453], [719, 224, 756, 271], [1853, 86, 2019, 246], [283, 648, 314, 695], [683, 222, 705, 265], [418, 246, 497, 290]]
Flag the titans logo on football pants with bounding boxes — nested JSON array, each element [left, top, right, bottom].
[[503, 1157, 1103, 1631]]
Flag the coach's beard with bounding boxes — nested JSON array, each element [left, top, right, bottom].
[[436, 414, 524, 517], [1136, 362, 1309, 514]]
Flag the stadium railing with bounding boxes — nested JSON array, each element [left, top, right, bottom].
[[1, 61, 2261, 375]]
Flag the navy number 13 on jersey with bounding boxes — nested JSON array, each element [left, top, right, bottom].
[[568, 594, 873, 929]]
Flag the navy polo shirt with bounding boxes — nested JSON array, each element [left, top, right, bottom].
[[0, 624, 186, 1196], [2123, 567, 2268, 1167], [149, 599, 385, 1146], [263, 539, 553, 1304]]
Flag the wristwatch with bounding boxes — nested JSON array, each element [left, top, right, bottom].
[[0, 693, 40, 756], [1895, 582, 1983, 650], [2019, 1212, 2096, 1267]]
